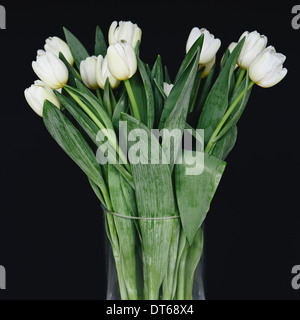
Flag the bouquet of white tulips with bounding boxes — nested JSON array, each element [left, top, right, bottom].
[[25, 21, 287, 300]]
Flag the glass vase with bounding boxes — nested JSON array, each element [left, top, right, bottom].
[[103, 206, 205, 301]]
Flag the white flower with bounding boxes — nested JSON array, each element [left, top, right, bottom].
[[24, 80, 60, 117], [163, 82, 174, 97], [96, 55, 120, 90], [32, 50, 69, 89], [107, 40, 137, 81], [109, 20, 142, 49], [186, 27, 221, 65], [249, 46, 287, 88], [80, 56, 99, 90], [238, 31, 267, 69], [44, 36, 74, 66]]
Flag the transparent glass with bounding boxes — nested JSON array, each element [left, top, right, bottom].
[[103, 207, 206, 301]]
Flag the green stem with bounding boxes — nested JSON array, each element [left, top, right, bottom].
[[96, 89, 103, 104], [233, 68, 246, 93], [73, 67, 82, 81], [124, 79, 141, 122], [205, 81, 255, 154]]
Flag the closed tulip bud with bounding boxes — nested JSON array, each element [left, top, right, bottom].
[[163, 82, 174, 97], [107, 40, 137, 81], [80, 56, 99, 90], [24, 80, 60, 117], [109, 20, 142, 49], [186, 27, 221, 65], [96, 55, 120, 90], [32, 50, 69, 89], [44, 36, 74, 66], [238, 31, 267, 69], [249, 46, 287, 88], [221, 42, 238, 69]]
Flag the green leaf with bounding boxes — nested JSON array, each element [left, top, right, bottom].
[[108, 164, 140, 300], [195, 63, 216, 114], [152, 55, 164, 127], [112, 91, 128, 130], [211, 125, 238, 161], [43, 100, 105, 192], [95, 26, 107, 57], [184, 228, 204, 300], [121, 113, 176, 300], [63, 27, 89, 70], [197, 38, 245, 145], [59, 52, 79, 88], [164, 65, 172, 84], [175, 35, 204, 83], [54, 91, 134, 188], [159, 48, 201, 172], [175, 151, 227, 245], [137, 57, 155, 129], [128, 71, 147, 125]]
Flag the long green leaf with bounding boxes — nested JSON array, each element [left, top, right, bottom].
[[95, 25, 107, 56], [197, 38, 245, 144], [137, 57, 155, 130], [108, 164, 140, 300], [152, 55, 164, 127], [43, 100, 105, 192], [175, 151, 227, 245], [159, 48, 201, 172], [121, 113, 176, 300], [63, 27, 89, 69], [54, 91, 134, 188]]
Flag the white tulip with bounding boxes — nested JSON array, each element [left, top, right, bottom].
[[96, 55, 120, 90], [186, 27, 221, 65], [80, 56, 99, 90], [107, 40, 137, 81], [238, 31, 267, 69], [109, 20, 142, 49], [24, 80, 60, 117], [249, 46, 287, 88], [44, 36, 74, 66], [32, 50, 69, 89], [163, 82, 174, 97]]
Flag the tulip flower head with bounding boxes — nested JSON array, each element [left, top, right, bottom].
[[44, 36, 74, 66], [163, 82, 174, 97], [24, 80, 60, 117], [80, 56, 99, 90], [238, 31, 267, 69], [249, 46, 287, 88], [32, 50, 69, 90], [109, 20, 142, 49], [186, 27, 221, 65], [96, 55, 120, 90], [107, 40, 137, 81]]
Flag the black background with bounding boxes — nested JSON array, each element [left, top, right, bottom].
[[0, 0, 299, 300]]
